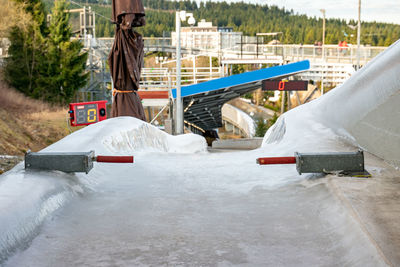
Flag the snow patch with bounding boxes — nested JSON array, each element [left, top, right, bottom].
[[2, 39, 400, 264], [0, 117, 207, 262], [43, 116, 207, 154]]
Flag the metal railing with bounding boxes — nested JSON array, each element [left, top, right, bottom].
[[140, 66, 222, 90], [137, 37, 386, 65], [295, 63, 355, 85]]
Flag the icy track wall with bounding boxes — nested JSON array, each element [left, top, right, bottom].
[[222, 104, 256, 138], [263, 40, 400, 167], [0, 118, 207, 263]]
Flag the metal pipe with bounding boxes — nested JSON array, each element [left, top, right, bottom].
[[257, 157, 296, 165], [96, 156, 134, 163], [150, 104, 169, 124], [357, 0, 361, 70], [320, 9, 326, 60], [175, 11, 183, 134]]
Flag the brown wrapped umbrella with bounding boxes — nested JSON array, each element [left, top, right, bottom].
[[108, 0, 146, 120]]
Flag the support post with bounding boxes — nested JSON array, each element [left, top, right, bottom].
[[296, 91, 302, 106], [175, 11, 183, 134], [193, 55, 196, 84], [356, 0, 361, 70], [209, 55, 212, 79]]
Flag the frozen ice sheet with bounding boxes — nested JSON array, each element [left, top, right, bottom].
[[4, 152, 386, 266], [3, 38, 400, 266]]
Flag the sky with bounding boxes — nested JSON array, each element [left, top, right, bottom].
[[201, 0, 400, 25]]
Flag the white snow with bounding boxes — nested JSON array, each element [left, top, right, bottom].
[[44, 116, 207, 154], [1, 40, 400, 265], [261, 39, 400, 166], [0, 118, 207, 263]]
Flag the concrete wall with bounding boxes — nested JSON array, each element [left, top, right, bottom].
[[222, 104, 255, 138], [212, 138, 263, 150]]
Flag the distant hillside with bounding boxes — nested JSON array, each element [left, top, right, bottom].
[[42, 0, 400, 46]]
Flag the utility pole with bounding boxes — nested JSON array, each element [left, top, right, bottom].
[[320, 9, 326, 60], [175, 11, 195, 135], [175, 11, 183, 134], [320, 9, 326, 95], [356, 0, 361, 70]]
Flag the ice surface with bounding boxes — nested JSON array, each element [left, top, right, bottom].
[[0, 114, 386, 266], [2, 40, 400, 265], [0, 118, 207, 263]]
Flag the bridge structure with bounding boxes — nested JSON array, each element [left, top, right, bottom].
[[85, 37, 386, 95], [71, 35, 386, 134], [0, 34, 387, 100], [0, 15, 387, 133], [96, 37, 385, 65]]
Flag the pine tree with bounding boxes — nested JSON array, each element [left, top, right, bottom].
[[4, 0, 46, 96], [41, 0, 88, 103], [255, 118, 268, 137], [5, 0, 88, 104]]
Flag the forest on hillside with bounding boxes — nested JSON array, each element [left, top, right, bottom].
[[44, 0, 400, 46]]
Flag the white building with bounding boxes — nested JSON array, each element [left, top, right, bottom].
[[171, 19, 242, 51]]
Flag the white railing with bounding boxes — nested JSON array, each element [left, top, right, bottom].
[[295, 63, 355, 85], [136, 37, 386, 65], [1, 36, 388, 67], [140, 66, 222, 90]]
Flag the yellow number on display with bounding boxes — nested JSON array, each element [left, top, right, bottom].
[[87, 109, 97, 122]]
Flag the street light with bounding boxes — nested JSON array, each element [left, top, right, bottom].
[[356, 0, 361, 70], [319, 9, 326, 60], [175, 10, 195, 135], [320, 9, 326, 95]]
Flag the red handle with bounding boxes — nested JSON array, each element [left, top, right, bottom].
[[257, 157, 296, 165], [96, 156, 134, 163]]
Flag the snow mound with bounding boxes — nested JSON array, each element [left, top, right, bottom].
[[262, 40, 400, 167], [0, 117, 206, 262], [44, 116, 207, 154]]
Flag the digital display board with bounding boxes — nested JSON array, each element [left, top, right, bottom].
[[262, 80, 308, 91], [69, 100, 107, 126]]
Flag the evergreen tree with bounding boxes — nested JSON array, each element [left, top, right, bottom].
[[4, 0, 46, 96], [40, 0, 88, 103], [14, 0, 48, 34], [103, 23, 111, 37], [42, 0, 400, 45], [255, 118, 268, 137], [5, 0, 88, 104]]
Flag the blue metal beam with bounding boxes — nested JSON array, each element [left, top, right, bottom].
[[172, 60, 310, 98]]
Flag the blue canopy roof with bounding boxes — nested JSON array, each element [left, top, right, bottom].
[[171, 60, 310, 131], [172, 60, 310, 98]]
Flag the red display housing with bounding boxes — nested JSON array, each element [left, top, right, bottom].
[[262, 80, 308, 91], [69, 100, 108, 126]]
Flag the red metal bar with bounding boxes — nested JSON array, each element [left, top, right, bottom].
[[256, 157, 296, 165], [137, 91, 169, 99], [96, 156, 134, 163]]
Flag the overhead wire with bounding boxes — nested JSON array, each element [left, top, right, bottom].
[[67, 0, 112, 22]]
